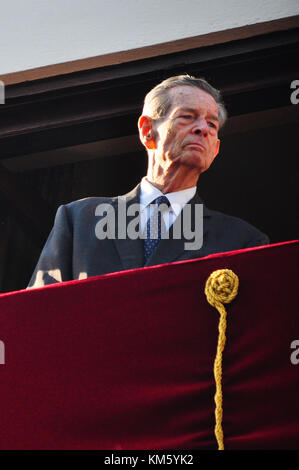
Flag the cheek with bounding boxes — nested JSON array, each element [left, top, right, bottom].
[[164, 127, 184, 153]]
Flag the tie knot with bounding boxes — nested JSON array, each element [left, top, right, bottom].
[[154, 195, 170, 209]]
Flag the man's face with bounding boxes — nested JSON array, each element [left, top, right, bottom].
[[152, 86, 220, 174]]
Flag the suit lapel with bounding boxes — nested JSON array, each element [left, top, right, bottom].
[[111, 184, 145, 271], [144, 192, 212, 267]]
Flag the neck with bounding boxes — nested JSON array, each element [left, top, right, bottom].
[[146, 163, 199, 194]]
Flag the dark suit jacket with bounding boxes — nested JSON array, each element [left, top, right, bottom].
[[28, 184, 269, 288]]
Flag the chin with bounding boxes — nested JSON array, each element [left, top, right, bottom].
[[182, 153, 205, 170]]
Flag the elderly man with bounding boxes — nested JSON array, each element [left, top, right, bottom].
[[28, 75, 269, 288]]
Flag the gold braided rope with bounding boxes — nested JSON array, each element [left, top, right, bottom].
[[204, 269, 239, 450]]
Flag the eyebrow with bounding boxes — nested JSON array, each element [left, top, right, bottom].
[[175, 107, 219, 121]]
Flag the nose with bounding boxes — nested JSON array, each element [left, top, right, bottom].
[[192, 118, 209, 137]]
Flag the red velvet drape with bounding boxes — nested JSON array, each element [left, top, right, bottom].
[[0, 241, 298, 449]]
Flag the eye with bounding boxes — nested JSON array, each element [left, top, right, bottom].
[[208, 122, 217, 128], [181, 115, 193, 120]]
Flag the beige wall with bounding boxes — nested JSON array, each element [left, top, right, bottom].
[[0, 0, 299, 76]]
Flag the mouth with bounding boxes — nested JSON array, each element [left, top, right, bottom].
[[185, 143, 205, 151]]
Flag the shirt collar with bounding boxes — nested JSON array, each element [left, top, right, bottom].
[[140, 177, 196, 216]]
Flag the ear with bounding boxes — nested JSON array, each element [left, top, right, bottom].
[[214, 138, 220, 157], [138, 115, 156, 149]]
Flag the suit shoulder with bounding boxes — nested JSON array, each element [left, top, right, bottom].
[[206, 207, 269, 245], [50, 197, 118, 228], [208, 207, 256, 229], [63, 195, 118, 214]]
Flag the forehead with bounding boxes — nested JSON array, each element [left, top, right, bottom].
[[167, 86, 218, 115]]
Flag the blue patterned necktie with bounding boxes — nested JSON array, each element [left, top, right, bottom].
[[144, 195, 170, 263]]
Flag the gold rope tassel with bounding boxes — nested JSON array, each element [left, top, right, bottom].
[[204, 269, 239, 450]]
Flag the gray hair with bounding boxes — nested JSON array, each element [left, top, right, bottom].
[[142, 74, 227, 128]]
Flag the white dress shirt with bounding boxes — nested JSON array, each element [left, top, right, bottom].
[[139, 177, 196, 233]]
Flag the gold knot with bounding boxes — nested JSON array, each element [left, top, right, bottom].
[[204, 268, 239, 450], [205, 269, 239, 309]]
